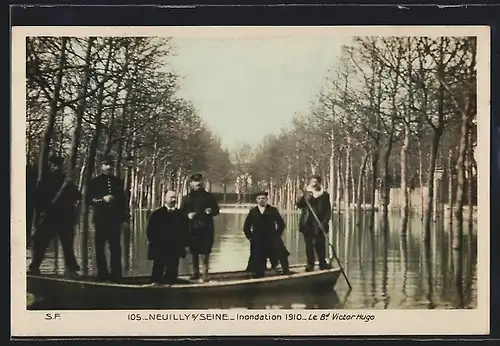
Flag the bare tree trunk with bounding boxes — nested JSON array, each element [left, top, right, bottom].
[[452, 117, 469, 250], [467, 122, 475, 237], [448, 149, 454, 226], [369, 150, 379, 230], [336, 155, 342, 211], [356, 152, 368, 226], [67, 38, 95, 177], [418, 140, 424, 218], [329, 137, 335, 212], [345, 138, 351, 212], [400, 122, 410, 234], [351, 158, 356, 208]]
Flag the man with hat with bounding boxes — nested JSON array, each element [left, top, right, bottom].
[[28, 155, 81, 277], [243, 191, 290, 278], [179, 173, 220, 282], [87, 154, 130, 282], [296, 174, 331, 271]]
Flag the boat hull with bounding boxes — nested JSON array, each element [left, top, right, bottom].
[[27, 264, 341, 309]]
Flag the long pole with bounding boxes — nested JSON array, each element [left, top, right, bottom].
[[303, 195, 352, 290]]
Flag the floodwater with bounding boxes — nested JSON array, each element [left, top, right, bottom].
[[26, 209, 477, 310]]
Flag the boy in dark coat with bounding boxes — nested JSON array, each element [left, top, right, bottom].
[[146, 190, 188, 284], [296, 175, 332, 271], [243, 191, 290, 278], [179, 173, 220, 282]]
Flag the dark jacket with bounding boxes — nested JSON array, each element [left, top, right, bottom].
[[296, 189, 332, 234], [87, 173, 130, 224], [179, 189, 220, 235], [146, 206, 188, 260], [243, 205, 290, 272], [35, 169, 81, 225]]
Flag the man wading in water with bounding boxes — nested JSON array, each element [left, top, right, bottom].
[[296, 175, 331, 271], [180, 173, 220, 283]]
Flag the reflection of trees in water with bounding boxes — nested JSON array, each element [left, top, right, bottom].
[[30, 209, 477, 309]]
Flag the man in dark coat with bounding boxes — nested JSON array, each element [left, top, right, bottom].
[[146, 190, 188, 284], [28, 155, 81, 276], [87, 154, 130, 282], [243, 191, 290, 278], [296, 175, 332, 271], [179, 173, 220, 282]]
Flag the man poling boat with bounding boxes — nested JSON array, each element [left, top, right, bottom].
[[296, 175, 352, 290]]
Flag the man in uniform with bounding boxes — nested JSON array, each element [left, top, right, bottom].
[[87, 154, 130, 282], [28, 155, 81, 277], [296, 175, 332, 271], [146, 190, 189, 284], [243, 191, 290, 278], [180, 173, 220, 282]]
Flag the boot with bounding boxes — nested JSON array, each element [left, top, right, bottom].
[[190, 254, 200, 280], [200, 255, 210, 283], [280, 257, 291, 275]]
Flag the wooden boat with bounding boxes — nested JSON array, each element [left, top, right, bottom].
[[27, 264, 341, 309]]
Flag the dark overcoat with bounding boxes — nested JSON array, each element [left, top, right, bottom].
[[36, 170, 81, 228], [296, 190, 332, 235], [146, 206, 188, 260], [243, 205, 290, 273], [179, 189, 220, 255]]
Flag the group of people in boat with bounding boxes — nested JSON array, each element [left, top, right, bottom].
[[27, 154, 332, 284]]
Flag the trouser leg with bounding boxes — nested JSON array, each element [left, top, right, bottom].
[[108, 223, 122, 280], [304, 233, 315, 269], [165, 256, 180, 283], [190, 254, 200, 279], [94, 223, 109, 280], [314, 232, 328, 269], [200, 254, 210, 282], [56, 222, 79, 272], [280, 256, 290, 274], [29, 226, 54, 272], [151, 260, 166, 283], [252, 244, 267, 278]]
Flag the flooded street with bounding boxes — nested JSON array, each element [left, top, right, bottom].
[[27, 210, 477, 310]]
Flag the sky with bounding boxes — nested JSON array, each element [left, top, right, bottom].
[[168, 35, 350, 151]]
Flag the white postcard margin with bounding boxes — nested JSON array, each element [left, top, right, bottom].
[[11, 25, 491, 337]]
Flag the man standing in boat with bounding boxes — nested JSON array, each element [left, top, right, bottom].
[[87, 154, 130, 282], [146, 190, 189, 284], [180, 173, 220, 282], [243, 191, 290, 278], [296, 175, 331, 271], [28, 155, 81, 277]]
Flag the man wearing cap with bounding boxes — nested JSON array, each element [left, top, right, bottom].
[[179, 173, 220, 282], [146, 190, 189, 284], [296, 175, 331, 271], [243, 191, 290, 278], [87, 154, 130, 282], [28, 155, 81, 276]]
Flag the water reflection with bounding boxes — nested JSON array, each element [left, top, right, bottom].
[[27, 210, 477, 310]]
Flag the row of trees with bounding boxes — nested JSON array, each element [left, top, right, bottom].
[[245, 36, 477, 250], [26, 37, 233, 259]]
